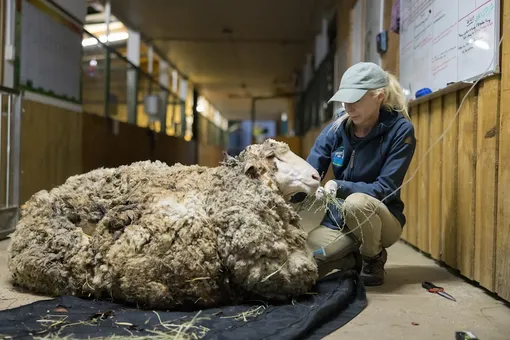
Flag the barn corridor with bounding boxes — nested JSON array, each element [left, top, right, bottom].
[[1, 0, 510, 338]]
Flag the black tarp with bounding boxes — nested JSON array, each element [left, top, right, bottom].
[[0, 270, 367, 340]]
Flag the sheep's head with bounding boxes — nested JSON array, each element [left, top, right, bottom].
[[235, 139, 320, 200]]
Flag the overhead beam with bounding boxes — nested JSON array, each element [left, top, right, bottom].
[[151, 37, 307, 45]]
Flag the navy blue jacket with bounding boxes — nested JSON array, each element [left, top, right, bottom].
[[294, 109, 416, 230]]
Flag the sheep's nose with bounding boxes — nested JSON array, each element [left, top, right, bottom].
[[312, 172, 320, 182]]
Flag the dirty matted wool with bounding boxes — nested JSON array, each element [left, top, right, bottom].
[[7, 147, 318, 310]]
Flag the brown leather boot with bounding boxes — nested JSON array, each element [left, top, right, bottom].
[[360, 248, 387, 286]]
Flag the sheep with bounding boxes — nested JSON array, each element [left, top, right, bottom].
[[7, 139, 322, 310]]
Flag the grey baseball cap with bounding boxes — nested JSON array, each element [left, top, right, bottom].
[[328, 62, 389, 104]]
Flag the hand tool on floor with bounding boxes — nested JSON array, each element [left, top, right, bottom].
[[422, 281, 456, 301]]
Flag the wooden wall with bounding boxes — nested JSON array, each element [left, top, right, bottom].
[[18, 100, 202, 204], [20, 100, 83, 203], [198, 143, 224, 167], [273, 136, 303, 158], [81, 113, 197, 172], [383, 0, 509, 302]]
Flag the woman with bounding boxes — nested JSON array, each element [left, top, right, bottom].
[[296, 62, 416, 286]]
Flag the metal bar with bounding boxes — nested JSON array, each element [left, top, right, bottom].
[[84, 28, 175, 96], [0, 85, 19, 95], [104, 51, 111, 118], [101, 7, 189, 82], [105, 1, 111, 41], [0, 94, 3, 206], [6, 95, 11, 206], [11, 93, 21, 208], [0, 0, 6, 84], [148, 45, 153, 75], [250, 98, 256, 144]]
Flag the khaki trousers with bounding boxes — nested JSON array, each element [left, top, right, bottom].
[[308, 193, 403, 262]]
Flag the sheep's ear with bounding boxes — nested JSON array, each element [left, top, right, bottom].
[[244, 161, 258, 177], [222, 151, 233, 162]]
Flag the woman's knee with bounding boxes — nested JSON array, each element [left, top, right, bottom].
[[344, 192, 379, 215], [344, 193, 377, 212], [343, 193, 382, 236]]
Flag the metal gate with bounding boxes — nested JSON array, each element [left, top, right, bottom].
[[0, 86, 21, 240]]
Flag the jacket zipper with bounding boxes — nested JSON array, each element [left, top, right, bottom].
[[346, 149, 356, 181], [350, 149, 356, 169]]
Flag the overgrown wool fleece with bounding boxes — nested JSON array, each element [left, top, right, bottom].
[[7, 143, 318, 309]]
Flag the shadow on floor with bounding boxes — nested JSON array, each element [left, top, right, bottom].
[[367, 264, 458, 294]]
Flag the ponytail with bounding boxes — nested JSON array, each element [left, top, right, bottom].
[[375, 71, 411, 121]]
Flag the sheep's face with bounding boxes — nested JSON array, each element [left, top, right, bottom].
[[240, 139, 321, 199]]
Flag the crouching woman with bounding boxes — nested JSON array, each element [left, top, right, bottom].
[[295, 62, 416, 286]]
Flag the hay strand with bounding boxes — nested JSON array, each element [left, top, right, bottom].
[[220, 304, 267, 322], [31, 310, 210, 340]]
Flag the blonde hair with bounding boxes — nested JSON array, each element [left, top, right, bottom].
[[330, 71, 411, 132], [374, 71, 411, 120]]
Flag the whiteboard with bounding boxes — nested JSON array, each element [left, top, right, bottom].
[[399, 0, 500, 99], [18, 0, 82, 103]]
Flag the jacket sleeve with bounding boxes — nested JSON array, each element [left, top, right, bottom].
[[336, 121, 416, 201], [290, 122, 336, 203]]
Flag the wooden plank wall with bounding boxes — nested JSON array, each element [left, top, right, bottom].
[[20, 100, 83, 203], [81, 113, 198, 173], [196, 115, 225, 167], [384, 0, 510, 301], [17, 101, 203, 205]]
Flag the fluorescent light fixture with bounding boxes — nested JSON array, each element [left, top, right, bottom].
[[82, 32, 129, 47], [197, 96, 207, 113], [85, 21, 124, 34], [82, 37, 98, 46]]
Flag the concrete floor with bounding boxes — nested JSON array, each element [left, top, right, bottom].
[[0, 208, 509, 339], [298, 208, 510, 340]]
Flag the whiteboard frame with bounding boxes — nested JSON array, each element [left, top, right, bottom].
[[14, 0, 83, 105], [399, 0, 501, 104]]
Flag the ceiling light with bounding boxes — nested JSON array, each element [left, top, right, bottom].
[[82, 32, 129, 47]]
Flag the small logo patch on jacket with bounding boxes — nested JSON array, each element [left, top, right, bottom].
[[404, 136, 413, 145], [332, 146, 345, 166]]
